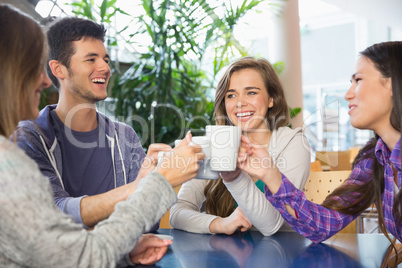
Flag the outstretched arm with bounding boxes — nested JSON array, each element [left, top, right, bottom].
[[80, 143, 172, 227], [237, 136, 295, 216], [238, 136, 360, 243], [222, 171, 284, 236]]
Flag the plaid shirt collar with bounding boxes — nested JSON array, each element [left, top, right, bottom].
[[375, 137, 401, 171], [390, 138, 401, 172]]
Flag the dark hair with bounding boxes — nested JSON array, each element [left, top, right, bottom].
[[323, 41, 402, 254], [0, 4, 46, 137], [205, 57, 290, 217], [46, 17, 106, 88]]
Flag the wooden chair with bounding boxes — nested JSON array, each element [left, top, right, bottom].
[[303, 170, 357, 233], [327, 151, 351, 171], [348, 147, 361, 165], [315, 151, 328, 166], [315, 151, 331, 171], [310, 160, 323, 172], [159, 185, 181, 229], [315, 151, 351, 171]]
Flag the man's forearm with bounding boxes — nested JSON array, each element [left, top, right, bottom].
[[80, 181, 139, 227]]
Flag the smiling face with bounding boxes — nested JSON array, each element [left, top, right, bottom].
[[345, 56, 393, 134], [224, 68, 273, 132], [63, 37, 111, 103]]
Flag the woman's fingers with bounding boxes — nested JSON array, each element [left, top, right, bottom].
[[175, 130, 192, 148]]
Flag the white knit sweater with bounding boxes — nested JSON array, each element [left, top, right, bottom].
[[0, 135, 176, 267]]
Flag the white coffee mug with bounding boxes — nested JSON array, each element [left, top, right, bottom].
[[205, 125, 242, 171], [175, 138, 219, 180]]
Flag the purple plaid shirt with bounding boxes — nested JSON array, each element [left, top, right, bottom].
[[265, 138, 401, 243]]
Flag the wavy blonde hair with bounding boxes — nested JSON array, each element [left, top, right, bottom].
[[0, 4, 46, 137], [204, 57, 290, 217]]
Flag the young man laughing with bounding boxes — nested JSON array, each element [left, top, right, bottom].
[[17, 17, 163, 231]]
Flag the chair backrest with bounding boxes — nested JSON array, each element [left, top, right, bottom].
[[327, 151, 351, 171], [304, 170, 357, 233], [348, 147, 361, 165], [304, 170, 352, 204], [315, 151, 328, 166], [316, 151, 351, 171], [159, 185, 182, 229], [310, 160, 323, 172]]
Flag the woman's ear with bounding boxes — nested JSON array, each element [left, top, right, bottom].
[[268, 97, 274, 108], [48, 60, 67, 80]]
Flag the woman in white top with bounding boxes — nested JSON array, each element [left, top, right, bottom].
[[170, 57, 311, 235]]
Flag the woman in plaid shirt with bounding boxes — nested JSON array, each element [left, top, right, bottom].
[[238, 41, 402, 249]]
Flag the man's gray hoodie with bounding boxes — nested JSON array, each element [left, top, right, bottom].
[[16, 105, 147, 226]]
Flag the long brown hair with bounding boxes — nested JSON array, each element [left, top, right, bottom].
[[0, 4, 46, 137], [204, 57, 290, 216], [322, 41, 402, 254]]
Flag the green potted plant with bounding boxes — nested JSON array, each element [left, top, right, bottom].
[[69, 0, 287, 148]]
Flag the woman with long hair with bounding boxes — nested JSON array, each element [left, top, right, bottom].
[[238, 41, 402, 254], [170, 57, 310, 235], [0, 4, 203, 267]]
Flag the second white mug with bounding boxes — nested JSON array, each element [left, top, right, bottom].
[[175, 138, 219, 180], [205, 125, 242, 171]]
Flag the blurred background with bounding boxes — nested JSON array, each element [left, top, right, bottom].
[[3, 0, 402, 153]]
